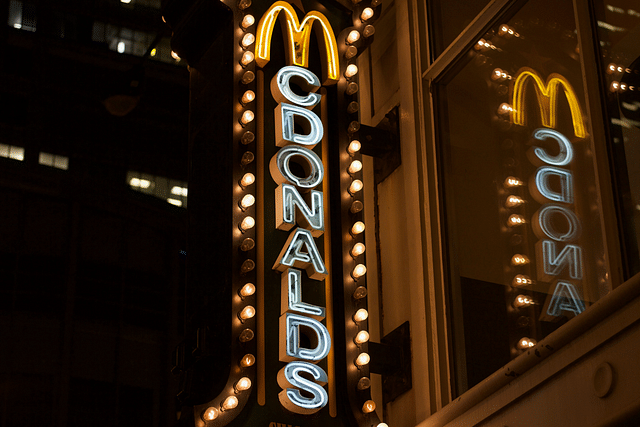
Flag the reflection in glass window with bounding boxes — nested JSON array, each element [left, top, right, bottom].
[[127, 171, 187, 208], [39, 152, 69, 170], [434, 0, 610, 395], [427, 0, 490, 59], [0, 143, 25, 161], [7, 0, 36, 32], [594, 0, 640, 277], [92, 22, 155, 57]]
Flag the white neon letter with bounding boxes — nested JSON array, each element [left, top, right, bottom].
[[279, 312, 331, 361], [276, 184, 324, 237], [531, 128, 574, 166], [536, 240, 583, 280], [533, 204, 582, 242], [271, 66, 322, 108], [270, 145, 324, 191], [277, 361, 328, 414], [281, 268, 325, 319], [547, 281, 585, 317], [273, 228, 328, 279], [275, 103, 324, 148], [531, 166, 574, 203]]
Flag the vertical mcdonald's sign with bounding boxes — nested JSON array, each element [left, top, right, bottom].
[[166, 0, 386, 425]]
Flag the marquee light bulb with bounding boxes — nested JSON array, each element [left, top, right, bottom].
[[508, 214, 526, 226], [240, 51, 254, 67], [348, 121, 361, 133], [239, 283, 256, 298], [353, 286, 367, 299], [240, 216, 255, 232], [353, 308, 368, 322], [239, 328, 254, 342], [237, 0, 251, 10], [349, 160, 363, 174], [240, 259, 255, 274], [363, 25, 375, 37], [378, 424, 389, 427], [234, 377, 252, 392], [346, 82, 359, 95], [239, 305, 256, 321], [347, 101, 360, 114], [345, 46, 357, 60], [347, 30, 361, 44], [511, 254, 529, 265], [241, 71, 255, 84], [240, 151, 255, 167], [491, 68, 503, 81], [362, 400, 376, 414], [345, 64, 359, 78], [202, 407, 219, 421], [348, 140, 361, 154], [517, 337, 536, 350], [371, 0, 382, 6], [221, 395, 239, 411], [360, 7, 374, 21], [349, 179, 364, 195], [498, 102, 513, 115], [353, 264, 367, 279], [240, 173, 255, 188], [240, 238, 255, 251], [241, 131, 255, 145], [240, 110, 255, 126], [239, 194, 255, 210], [241, 33, 255, 48], [504, 176, 524, 187], [241, 90, 255, 105], [357, 377, 371, 390], [351, 221, 365, 235], [240, 353, 255, 367], [354, 330, 369, 344], [350, 200, 364, 214], [241, 14, 255, 29], [351, 242, 366, 257], [514, 294, 534, 308], [355, 352, 370, 367], [505, 195, 524, 207], [513, 275, 532, 287]]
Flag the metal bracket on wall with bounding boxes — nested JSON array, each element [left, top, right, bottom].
[[359, 107, 401, 185], [369, 321, 412, 405]]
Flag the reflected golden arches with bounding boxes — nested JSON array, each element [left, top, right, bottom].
[[511, 68, 587, 138], [255, 1, 339, 84]]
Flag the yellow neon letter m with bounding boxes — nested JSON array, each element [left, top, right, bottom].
[[511, 68, 586, 138], [256, 1, 339, 84]]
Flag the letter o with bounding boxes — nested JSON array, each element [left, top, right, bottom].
[[270, 145, 324, 190], [533, 204, 582, 242]]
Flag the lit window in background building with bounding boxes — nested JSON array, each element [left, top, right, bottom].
[[7, 0, 36, 32], [0, 144, 25, 161], [127, 171, 187, 208], [38, 152, 69, 170]]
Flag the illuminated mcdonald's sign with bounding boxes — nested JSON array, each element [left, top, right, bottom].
[[255, 1, 340, 84], [511, 68, 587, 138]]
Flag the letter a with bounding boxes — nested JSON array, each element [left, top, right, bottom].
[[546, 281, 585, 317], [273, 228, 327, 279]]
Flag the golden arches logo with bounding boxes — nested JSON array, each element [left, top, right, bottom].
[[511, 68, 586, 138], [256, 1, 339, 84]]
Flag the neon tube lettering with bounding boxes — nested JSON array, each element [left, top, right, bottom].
[[533, 204, 582, 242], [536, 240, 583, 280], [274, 228, 328, 279], [280, 312, 331, 361], [276, 183, 324, 236], [531, 128, 574, 166], [277, 361, 329, 414], [281, 268, 326, 319], [532, 166, 574, 204], [275, 103, 324, 148], [272, 65, 322, 108], [270, 145, 324, 190], [547, 281, 585, 317]]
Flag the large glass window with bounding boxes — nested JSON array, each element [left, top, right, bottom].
[[433, 0, 611, 394]]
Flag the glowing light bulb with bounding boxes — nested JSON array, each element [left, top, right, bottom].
[[491, 68, 503, 80], [513, 275, 532, 287], [349, 160, 363, 174], [240, 216, 255, 232], [241, 90, 255, 105], [505, 195, 524, 207], [514, 294, 535, 308], [504, 176, 524, 187], [239, 328, 254, 342], [353, 264, 367, 279], [240, 173, 255, 188], [347, 30, 361, 44], [241, 131, 255, 144], [349, 179, 364, 194], [353, 287, 368, 301], [508, 214, 526, 226], [240, 259, 255, 274], [363, 25, 375, 37], [351, 221, 365, 235], [240, 238, 255, 251], [241, 33, 255, 48], [240, 353, 255, 367], [239, 194, 255, 210], [517, 337, 536, 350], [241, 71, 255, 84], [354, 330, 369, 344], [355, 352, 370, 367], [348, 140, 361, 154], [360, 7, 374, 21], [221, 395, 239, 411], [171, 50, 180, 60], [498, 102, 513, 115], [351, 242, 366, 257], [240, 110, 255, 126], [240, 50, 255, 67], [357, 377, 371, 390], [353, 308, 368, 322], [241, 14, 255, 29], [345, 64, 359, 78], [202, 407, 219, 421], [362, 400, 376, 413], [235, 377, 252, 392], [350, 200, 364, 214], [239, 283, 256, 298], [511, 254, 529, 265], [239, 305, 256, 321], [346, 82, 359, 95], [378, 424, 389, 427]]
